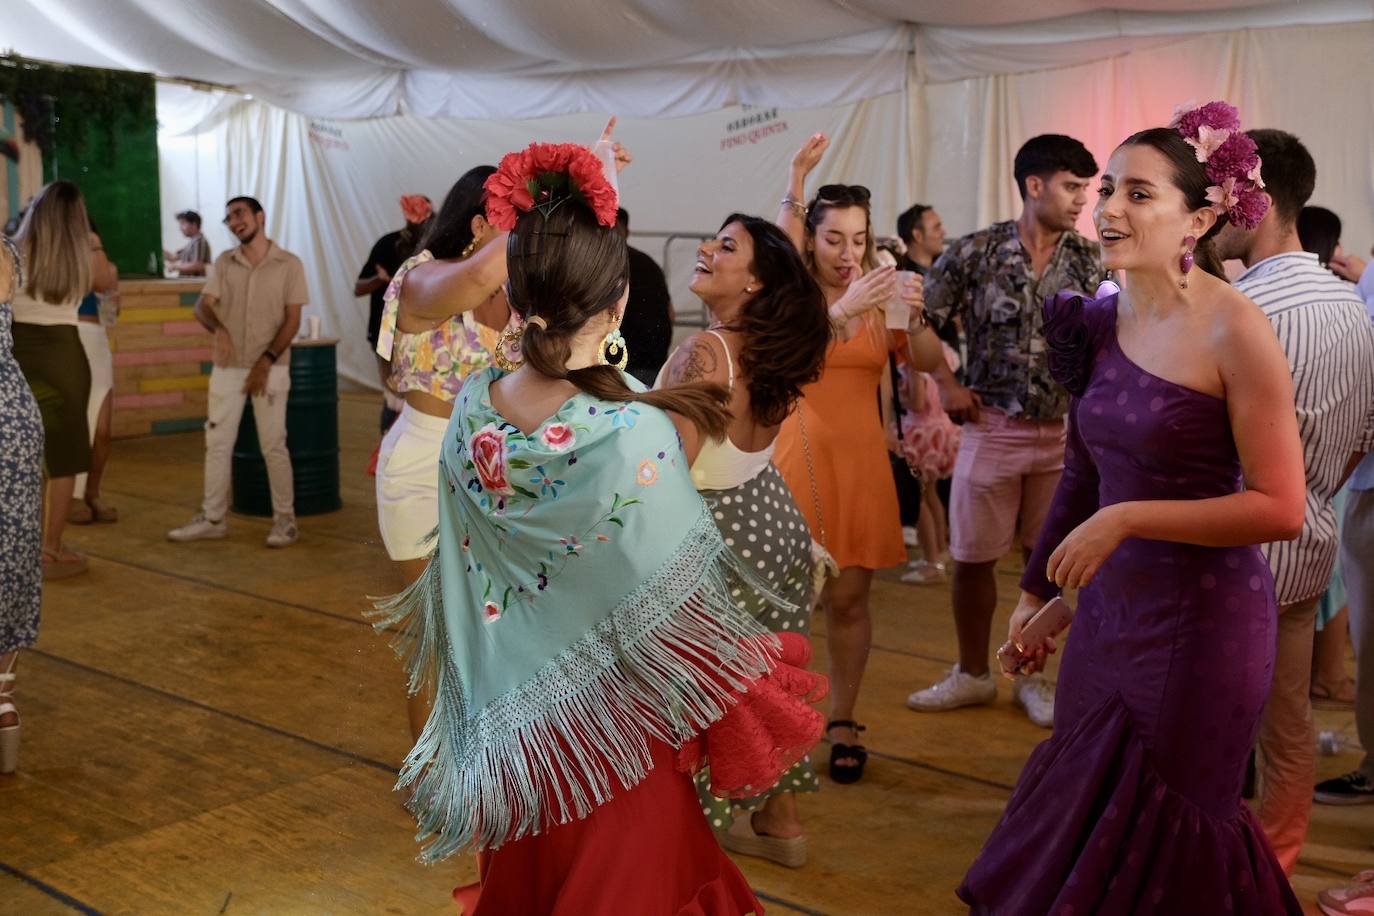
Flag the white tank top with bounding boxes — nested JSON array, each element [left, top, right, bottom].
[[11, 287, 81, 326], [656, 329, 775, 491]]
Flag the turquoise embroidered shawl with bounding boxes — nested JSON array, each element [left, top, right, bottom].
[[371, 367, 790, 861]]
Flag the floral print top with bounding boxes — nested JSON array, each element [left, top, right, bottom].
[[375, 250, 500, 402]]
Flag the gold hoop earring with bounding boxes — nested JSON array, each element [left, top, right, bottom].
[[461, 235, 480, 259], [493, 325, 524, 372], [597, 328, 629, 368]]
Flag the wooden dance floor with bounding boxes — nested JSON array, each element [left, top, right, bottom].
[[3, 393, 1368, 915]]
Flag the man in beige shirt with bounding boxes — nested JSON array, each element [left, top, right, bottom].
[[168, 196, 306, 548]]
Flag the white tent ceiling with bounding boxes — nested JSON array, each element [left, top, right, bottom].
[[5, 0, 1371, 118]]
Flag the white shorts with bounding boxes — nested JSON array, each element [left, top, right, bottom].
[[77, 320, 114, 405], [376, 403, 449, 561], [74, 321, 114, 500]]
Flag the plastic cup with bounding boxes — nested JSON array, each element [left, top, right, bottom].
[[886, 270, 916, 329]]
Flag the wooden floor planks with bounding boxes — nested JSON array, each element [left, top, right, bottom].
[[2, 392, 1368, 915]]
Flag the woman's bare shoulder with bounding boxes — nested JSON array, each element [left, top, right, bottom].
[[663, 331, 729, 387]]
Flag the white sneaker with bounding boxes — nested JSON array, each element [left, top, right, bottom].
[[1317, 869, 1374, 916], [266, 515, 298, 548], [900, 560, 946, 585], [167, 513, 227, 542], [906, 664, 997, 712], [1011, 674, 1056, 729], [902, 526, 919, 547]]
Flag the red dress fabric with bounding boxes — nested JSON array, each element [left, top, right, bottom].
[[453, 632, 825, 915], [678, 632, 827, 798], [456, 738, 764, 915]]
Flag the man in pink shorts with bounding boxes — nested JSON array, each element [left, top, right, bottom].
[[907, 135, 1104, 727]]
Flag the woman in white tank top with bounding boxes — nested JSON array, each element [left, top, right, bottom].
[[656, 214, 830, 868]]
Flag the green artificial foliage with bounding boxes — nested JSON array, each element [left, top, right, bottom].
[[0, 53, 154, 156], [0, 53, 162, 275]]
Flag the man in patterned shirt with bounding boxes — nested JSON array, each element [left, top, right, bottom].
[[907, 134, 1103, 728]]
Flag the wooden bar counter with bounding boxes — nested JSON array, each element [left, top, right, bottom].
[[108, 278, 211, 439]]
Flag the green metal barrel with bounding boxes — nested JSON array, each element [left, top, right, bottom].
[[231, 339, 341, 516]]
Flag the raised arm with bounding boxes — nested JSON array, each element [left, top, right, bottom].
[[399, 234, 511, 321], [400, 119, 632, 323], [777, 134, 827, 253]]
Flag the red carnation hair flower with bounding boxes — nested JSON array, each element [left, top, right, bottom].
[[484, 142, 618, 231]]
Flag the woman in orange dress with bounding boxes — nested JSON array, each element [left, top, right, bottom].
[[774, 134, 945, 782]]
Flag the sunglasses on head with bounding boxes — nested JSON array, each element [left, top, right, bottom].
[[814, 184, 871, 205]]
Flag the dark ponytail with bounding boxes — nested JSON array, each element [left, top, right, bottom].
[[1119, 127, 1228, 281], [509, 202, 731, 441]]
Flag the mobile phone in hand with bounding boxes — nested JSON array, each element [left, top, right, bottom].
[[996, 596, 1075, 676]]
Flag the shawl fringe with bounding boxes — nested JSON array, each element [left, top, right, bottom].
[[367, 507, 792, 862]]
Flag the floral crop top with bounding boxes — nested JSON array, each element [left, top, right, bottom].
[[375, 250, 500, 402]]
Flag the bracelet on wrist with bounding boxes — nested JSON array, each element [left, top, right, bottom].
[[781, 195, 807, 218], [263, 349, 279, 364]]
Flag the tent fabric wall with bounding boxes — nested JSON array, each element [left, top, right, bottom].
[[159, 86, 911, 388], [8, 1, 1370, 119], [156, 19, 1374, 393]]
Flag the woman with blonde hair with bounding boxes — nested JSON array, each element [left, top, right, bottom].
[[773, 134, 944, 783], [10, 181, 116, 579]]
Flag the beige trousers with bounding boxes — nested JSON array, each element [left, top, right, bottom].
[[1257, 596, 1319, 875], [202, 364, 294, 520]]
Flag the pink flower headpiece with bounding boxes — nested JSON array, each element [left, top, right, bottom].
[[1169, 101, 1268, 231], [484, 142, 618, 231]]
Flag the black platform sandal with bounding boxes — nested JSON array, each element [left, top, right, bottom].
[[826, 720, 868, 784]]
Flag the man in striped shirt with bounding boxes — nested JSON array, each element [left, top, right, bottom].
[[1216, 129, 1374, 874]]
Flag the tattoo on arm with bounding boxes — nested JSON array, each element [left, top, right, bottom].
[[672, 337, 719, 384]]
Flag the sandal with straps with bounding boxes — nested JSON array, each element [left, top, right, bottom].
[[826, 719, 868, 785], [86, 497, 119, 524], [1, 655, 19, 774], [1312, 676, 1357, 710], [42, 546, 89, 581]]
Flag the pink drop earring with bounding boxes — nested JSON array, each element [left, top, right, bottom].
[[1179, 236, 1197, 289]]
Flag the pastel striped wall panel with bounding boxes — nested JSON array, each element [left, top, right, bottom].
[[109, 279, 213, 439], [113, 390, 210, 439]]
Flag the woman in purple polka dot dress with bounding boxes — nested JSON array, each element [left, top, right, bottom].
[[959, 104, 1307, 914]]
